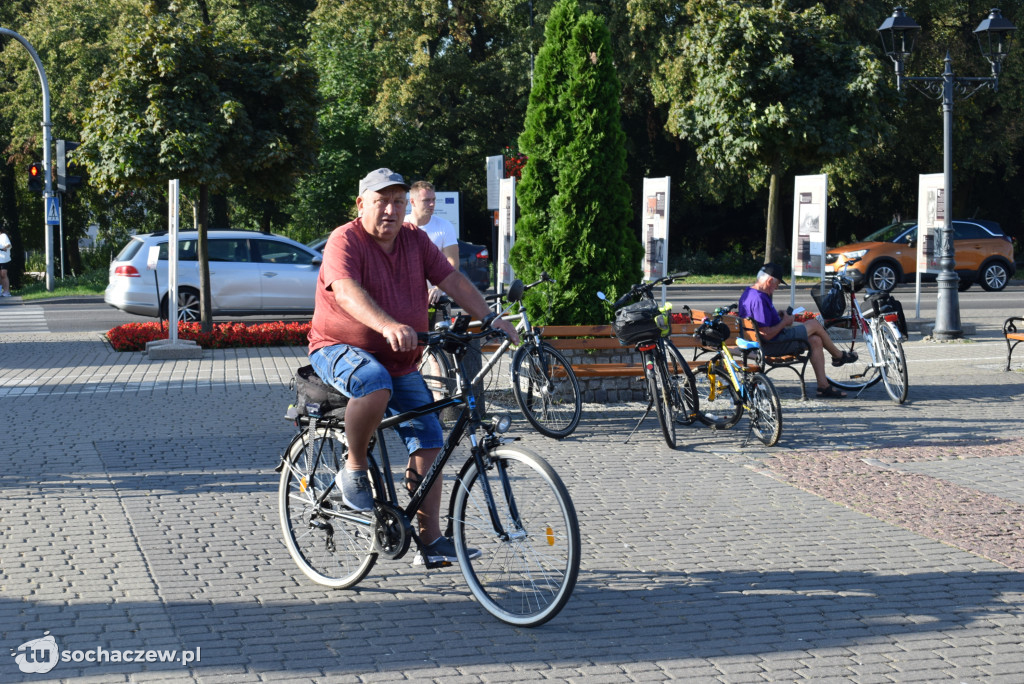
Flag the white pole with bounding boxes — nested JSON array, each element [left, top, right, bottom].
[[168, 179, 180, 343]]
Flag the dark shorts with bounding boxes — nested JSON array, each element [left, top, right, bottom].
[[763, 325, 809, 356]]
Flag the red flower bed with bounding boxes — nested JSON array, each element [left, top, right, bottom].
[[106, 321, 311, 352]]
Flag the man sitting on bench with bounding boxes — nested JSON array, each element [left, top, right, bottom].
[[738, 263, 857, 399]]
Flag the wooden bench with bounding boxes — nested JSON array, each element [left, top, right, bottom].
[[1004, 316, 1024, 371], [538, 321, 708, 377], [736, 316, 812, 400]]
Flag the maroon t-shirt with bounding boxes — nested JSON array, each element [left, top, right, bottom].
[[308, 219, 455, 375]]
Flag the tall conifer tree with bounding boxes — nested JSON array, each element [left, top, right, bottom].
[[511, 0, 642, 325]]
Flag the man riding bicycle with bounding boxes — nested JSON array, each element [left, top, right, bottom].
[[308, 168, 518, 565]]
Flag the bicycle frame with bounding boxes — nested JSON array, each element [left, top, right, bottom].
[[293, 335, 517, 547]]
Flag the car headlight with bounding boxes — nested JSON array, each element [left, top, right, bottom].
[[840, 249, 867, 260]]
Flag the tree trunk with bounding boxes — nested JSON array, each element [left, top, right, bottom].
[[198, 183, 213, 333], [764, 163, 782, 264]]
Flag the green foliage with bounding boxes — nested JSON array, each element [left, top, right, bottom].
[[511, 0, 642, 325], [80, 5, 318, 200]]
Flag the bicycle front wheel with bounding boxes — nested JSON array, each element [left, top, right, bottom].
[[746, 372, 783, 447], [824, 316, 880, 391], [877, 321, 909, 404], [511, 343, 582, 439], [279, 426, 379, 588], [694, 364, 743, 429], [452, 447, 580, 627]]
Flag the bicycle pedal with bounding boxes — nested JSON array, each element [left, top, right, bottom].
[[422, 559, 452, 570]]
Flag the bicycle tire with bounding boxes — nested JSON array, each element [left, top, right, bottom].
[[824, 316, 881, 391], [417, 345, 459, 428], [452, 446, 580, 627], [877, 321, 909, 404], [693, 364, 743, 429], [510, 343, 582, 439], [746, 372, 783, 447], [664, 340, 699, 426], [279, 426, 380, 588], [648, 355, 678, 448]]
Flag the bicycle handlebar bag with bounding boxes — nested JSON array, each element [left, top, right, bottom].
[[613, 300, 667, 345], [698, 321, 731, 348]]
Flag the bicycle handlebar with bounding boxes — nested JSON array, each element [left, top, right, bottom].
[[612, 272, 689, 309]]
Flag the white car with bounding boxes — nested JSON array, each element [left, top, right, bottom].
[[105, 230, 322, 321]]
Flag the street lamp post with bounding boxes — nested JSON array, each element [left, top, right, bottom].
[[877, 7, 1016, 339]]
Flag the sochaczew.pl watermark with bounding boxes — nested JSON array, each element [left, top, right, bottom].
[[11, 632, 200, 675]]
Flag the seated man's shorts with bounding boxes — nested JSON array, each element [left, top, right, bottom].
[[309, 344, 444, 454], [763, 324, 809, 356]]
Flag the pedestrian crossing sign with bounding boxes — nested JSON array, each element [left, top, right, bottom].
[[45, 196, 61, 225]]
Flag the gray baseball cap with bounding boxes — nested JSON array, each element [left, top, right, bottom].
[[358, 168, 409, 195]]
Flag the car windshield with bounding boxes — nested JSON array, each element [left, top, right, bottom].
[[863, 221, 916, 243]]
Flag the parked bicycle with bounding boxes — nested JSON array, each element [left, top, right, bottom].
[[279, 316, 580, 626], [419, 274, 583, 439], [816, 258, 909, 404], [692, 304, 783, 446], [598, 273, 699, 449]]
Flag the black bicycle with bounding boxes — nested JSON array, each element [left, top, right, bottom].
[[278, 316, 580, 626], [599, 273, 699, 449]]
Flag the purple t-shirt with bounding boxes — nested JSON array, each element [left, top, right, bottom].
[[737, 286, 781, 328]]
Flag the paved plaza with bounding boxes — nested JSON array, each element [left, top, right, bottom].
[[2, 312, 1023, 682]]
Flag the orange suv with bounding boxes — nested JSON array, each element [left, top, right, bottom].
[[825, 219, 1016, 292]]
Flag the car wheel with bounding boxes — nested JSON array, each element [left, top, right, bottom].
[[980, 261, 1009, 292], [867, 262, 898, 292], [161, 287, 201, 322]]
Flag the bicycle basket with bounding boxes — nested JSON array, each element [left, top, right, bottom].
[[810, 282, 846, 319], [698, 321, 731, 348], [612, 300, 667, 345]]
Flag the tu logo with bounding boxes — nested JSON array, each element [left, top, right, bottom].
[[11, 632, 59, 674]]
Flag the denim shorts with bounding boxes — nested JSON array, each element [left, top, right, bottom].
[[309, 344, 443, 454]]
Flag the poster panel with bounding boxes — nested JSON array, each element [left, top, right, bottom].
[[486, 155, 504, 210], [917, 173, 945, 275], [641, 177, 670, 281], [497, 177, 516, 288], [792, 174, 827, 279]]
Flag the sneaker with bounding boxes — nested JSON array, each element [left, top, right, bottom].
[[413, 536, 481, 566], [332, 469, 373, 512]]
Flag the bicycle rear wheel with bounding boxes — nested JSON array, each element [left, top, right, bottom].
[[511, 343, 582, 439], [279, 426, 380, 588], [452, 447, 580, 627], [824, 316, 880, 391], [876, 321, 909, 404], [418, 345, 459, 428], [694, 364, 743, 429], [746, 372, 783, 446]]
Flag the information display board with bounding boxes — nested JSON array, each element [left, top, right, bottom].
[[791, 174, 827, 279], [497, 177, 517, 289], [917, 173, 945, 275], [641, 177, 670, 281]]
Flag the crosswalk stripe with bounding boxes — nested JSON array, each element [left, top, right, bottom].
[[0, 305, 49, 333]]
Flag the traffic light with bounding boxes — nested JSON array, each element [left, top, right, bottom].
[[28, 162, 44, 193], [56, 140, 83, 195]]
